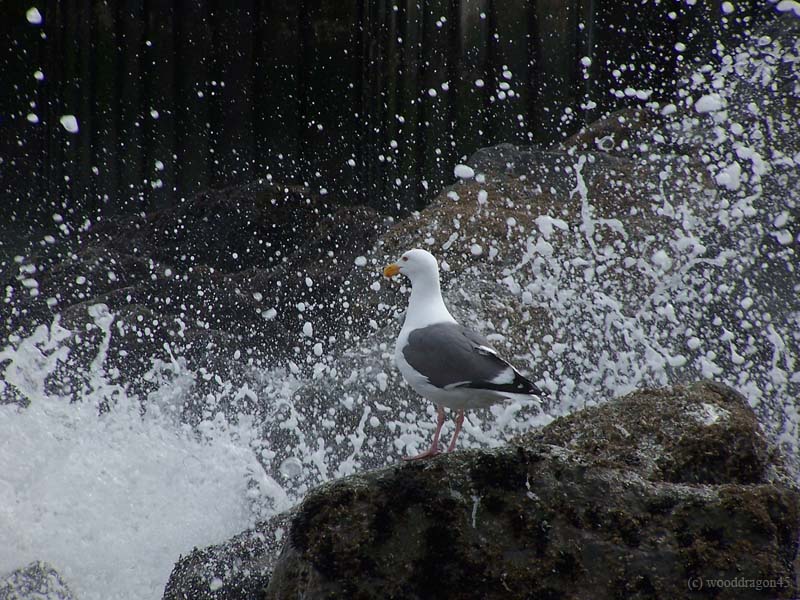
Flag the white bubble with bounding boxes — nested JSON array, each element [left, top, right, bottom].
[[454, 164, 475, 179], [776, 0, 800, 16], [651, 249, 672, 271], [59, 115, 79, 133], [695, 93, 724, 113], [26, 7, 43, 24], [279, 457, 303, 479]]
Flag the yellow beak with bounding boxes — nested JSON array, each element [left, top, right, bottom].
[[383, 263, 401, 277]]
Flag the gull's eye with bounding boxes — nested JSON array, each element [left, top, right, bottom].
[[401, 256, 408, 261]]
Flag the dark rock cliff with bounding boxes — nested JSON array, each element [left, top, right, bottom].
[[164, 381, 800, 600]]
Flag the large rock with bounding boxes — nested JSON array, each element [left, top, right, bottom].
[[523, 380, 779, 486], [162, 512, 293, 600], [263, 382, 798, 600], [164, 381, 800, 599]]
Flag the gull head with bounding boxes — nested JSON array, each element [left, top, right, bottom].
[[383, 248, 440, 284]]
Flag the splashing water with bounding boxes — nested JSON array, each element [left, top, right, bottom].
[[0, 310, 291, 600], [501, 17, 799, 458], [1, 11, 798, 600]]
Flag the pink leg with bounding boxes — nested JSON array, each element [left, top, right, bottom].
[[403, 405, 445, 461], [447, 409, 465, 453]]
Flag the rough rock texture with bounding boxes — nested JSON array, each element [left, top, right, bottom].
[[162, 512, 293, 600], [0, 562, 76, 600], [164, 381, 800, 600], [263, 382, 799, 600], [522, 381, 779, 486]]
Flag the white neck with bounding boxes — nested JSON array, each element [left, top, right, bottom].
[[402, 271, 455, 331]]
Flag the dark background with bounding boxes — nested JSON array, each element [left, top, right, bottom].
[[0, 0, 767, 245]]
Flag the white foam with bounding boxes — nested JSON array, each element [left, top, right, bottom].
[[454, 164, 475, 179]]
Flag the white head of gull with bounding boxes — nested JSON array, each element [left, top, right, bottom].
[[384, 248, 540, 460]]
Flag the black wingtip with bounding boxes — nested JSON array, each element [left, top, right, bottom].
[[464, 371, 542, 396], [514, 372, 540, 395]]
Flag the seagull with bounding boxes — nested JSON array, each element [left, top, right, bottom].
[[383, 248, 540, 460]]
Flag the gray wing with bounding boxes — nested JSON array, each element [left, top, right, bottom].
[[403, 322, 537, 394]]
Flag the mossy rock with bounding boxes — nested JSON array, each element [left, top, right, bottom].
[[261, 383, 798, 600], [521, 381, 778, 485]]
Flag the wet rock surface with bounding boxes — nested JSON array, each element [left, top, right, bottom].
[[164, 381, 800, 600], [162, 512, 293, 600], [522, 381, 778, 486]]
